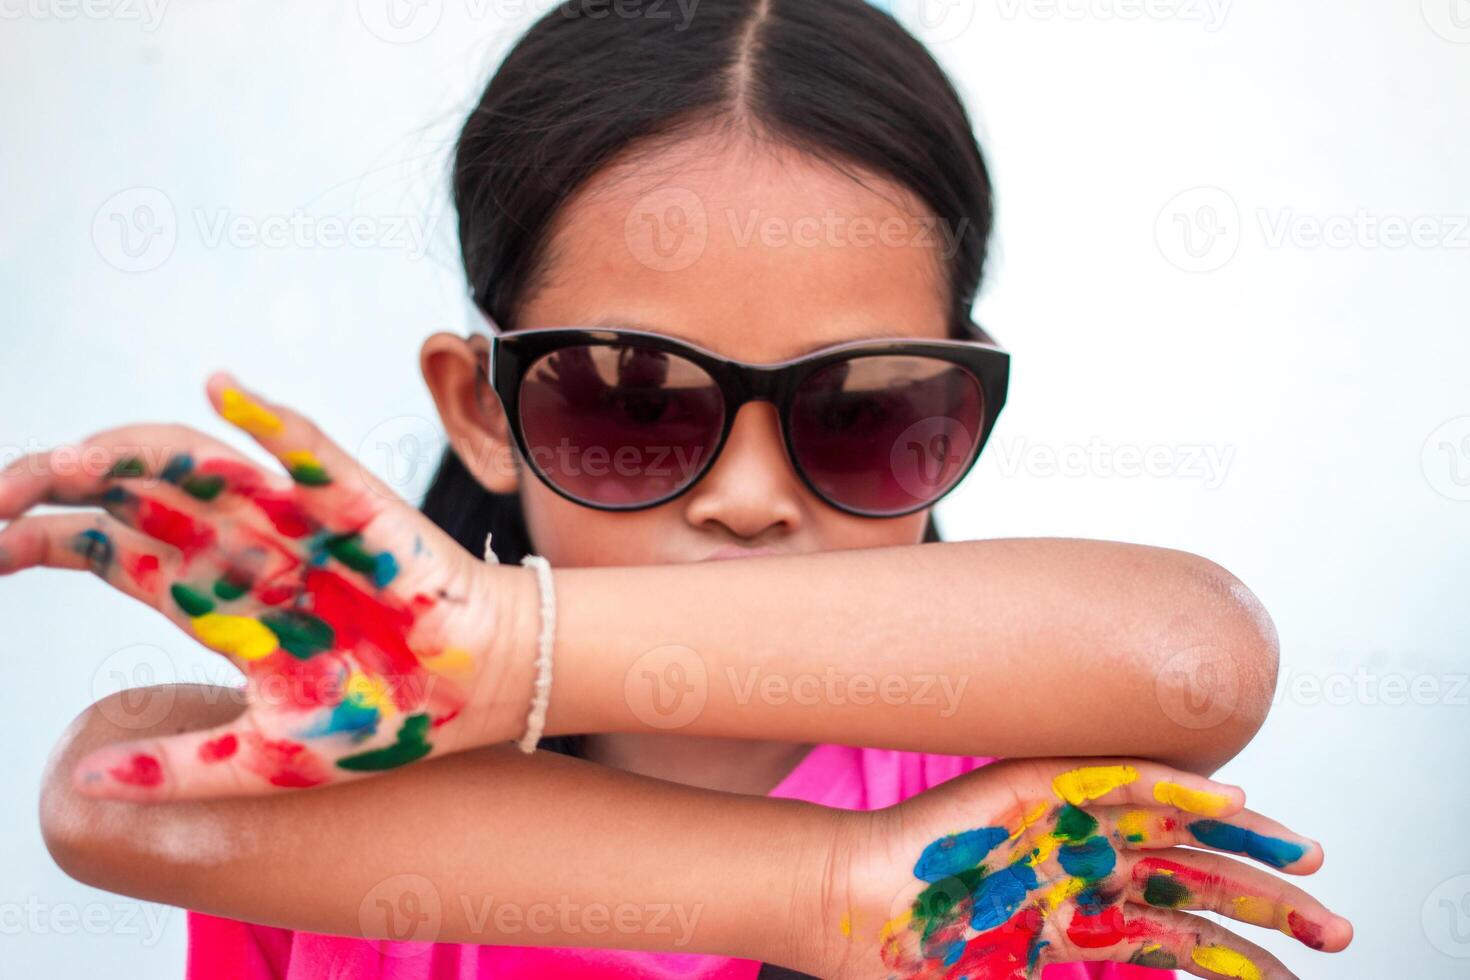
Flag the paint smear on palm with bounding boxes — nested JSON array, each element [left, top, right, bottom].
[[1051, 765, 1139, 806], [1192, 944, 1262, 980]]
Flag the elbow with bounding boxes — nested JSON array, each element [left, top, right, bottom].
[[39, 702, 118, 890], [1151, 552, 1280, 773]]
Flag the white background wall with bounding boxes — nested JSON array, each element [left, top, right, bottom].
[[2, 1, 1467, 976]]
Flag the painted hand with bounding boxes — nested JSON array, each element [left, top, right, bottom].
[[827, 759, 1352, 980], [0, 372, 527, 801]]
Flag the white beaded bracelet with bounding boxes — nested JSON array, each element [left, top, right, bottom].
[[484, 533, 556, 754]]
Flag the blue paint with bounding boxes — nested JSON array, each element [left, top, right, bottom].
[[969, 861, 1039, 931], [1073, 886, 1106, 915], [1188, 820, 1305, 869], [305, 697, 381, 740], [373, 551, 399, 588], [71, 528, 114, 574], [160, 453, 195, 483], [914, 826, 1009, 881], [941, 939, 965, 967], [1058, 837, 1117, 880]]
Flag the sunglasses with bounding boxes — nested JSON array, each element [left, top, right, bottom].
[[474, 317, 1009, 518]]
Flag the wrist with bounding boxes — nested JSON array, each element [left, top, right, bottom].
[[770, 803, 869, 977], [465, 559, 542, 749]]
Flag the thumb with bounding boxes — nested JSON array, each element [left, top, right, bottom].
[[72, 716, 334, 802]]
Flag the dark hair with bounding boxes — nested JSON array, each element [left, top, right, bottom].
[[421, 0, 994, 754]]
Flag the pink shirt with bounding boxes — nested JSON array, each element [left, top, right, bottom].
[[187, 746, 1173, 979]]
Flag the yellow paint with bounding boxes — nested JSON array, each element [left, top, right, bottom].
[[345, 672, 397, 718], [839, 912, 851, 938], [1154, 780, 1232, 817], [1009, 802, 1050, 840], [421, 646, 475, 683], [193, 613, 279, 661], [1117, 809, 1154, 843], [283, 449, 324, 471], [221, 388, 283, 437], [1041, 875, 1087, 913], [1051, 765, 1139, 806], [1229, 895, 1285, 931], [1191, 945, 1262, 980]]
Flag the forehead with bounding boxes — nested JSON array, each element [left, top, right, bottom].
[[519, 132, 953, 362]]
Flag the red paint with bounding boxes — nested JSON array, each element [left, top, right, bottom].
[[1065, 906, 1152, 949], [303, 568, 423, 706], [137, 498, 216, 560], [241, 733, 330, 788], [410, 593, 437, 614], [248, 649, 349, 710], [122, 552, 162, 593], [199, 733, 239, 763], [1131, 856, 1245, 897], [108, 752, 164, 788], [1160, 817, 1178, 831], [256, 584, 295, 606], [196, 458, 316, 539], [942, 906, 1044, 980], [1287, 910, 1326, 950]]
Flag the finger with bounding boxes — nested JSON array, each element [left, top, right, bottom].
[[71, 715, 331, 802], [0, 512, 180, 606], [1089, 804, 1322, 873], [0, 424, 273, 519], [205, 372, 400, 529], [1046, 903, 1299, 980], [1120, 852, 1352, 952], [1015, 758, 1246, 818]]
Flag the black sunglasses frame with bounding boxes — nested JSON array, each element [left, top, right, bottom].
[[474, 318, 1010, 518]]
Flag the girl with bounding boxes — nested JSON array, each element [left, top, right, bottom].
[[4, 1, 1352, 977]]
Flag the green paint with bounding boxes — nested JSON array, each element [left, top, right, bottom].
[[323, 532, 398, 587], [71, 529, 114, 575], [259, 609, 336, 659], [213, 573, 252, 601], [1142, 872, 1191, 909], [289, 460, 332, 486], [107, 457, 146, 478], [1129, 947, 1178, 969], [324, 533, 376, 574], [171, 583, 216, 617], [180, 474, 226, 502], [337, 713, 432, 771], [1053, 804, 1099, 842]]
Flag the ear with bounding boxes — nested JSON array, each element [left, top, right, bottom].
[[419, 332, 519, 494]]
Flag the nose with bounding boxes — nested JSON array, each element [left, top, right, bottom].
[[680, 400, 803, 540]]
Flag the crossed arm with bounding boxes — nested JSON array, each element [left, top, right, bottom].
[[37, 537, 1284, 974]]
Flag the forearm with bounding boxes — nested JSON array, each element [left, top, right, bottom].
[[41, 687, 838, 969], [526, 538, 1279, 771]]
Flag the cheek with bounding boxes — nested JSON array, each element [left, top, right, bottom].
[[520, 481, 674, 568]]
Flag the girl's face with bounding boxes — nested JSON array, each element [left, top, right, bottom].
[[425, 134, 954, 568]]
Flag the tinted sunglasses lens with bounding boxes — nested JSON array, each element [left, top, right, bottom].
[[519, 344, 725, 507], [788, 355, 985, 515]]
